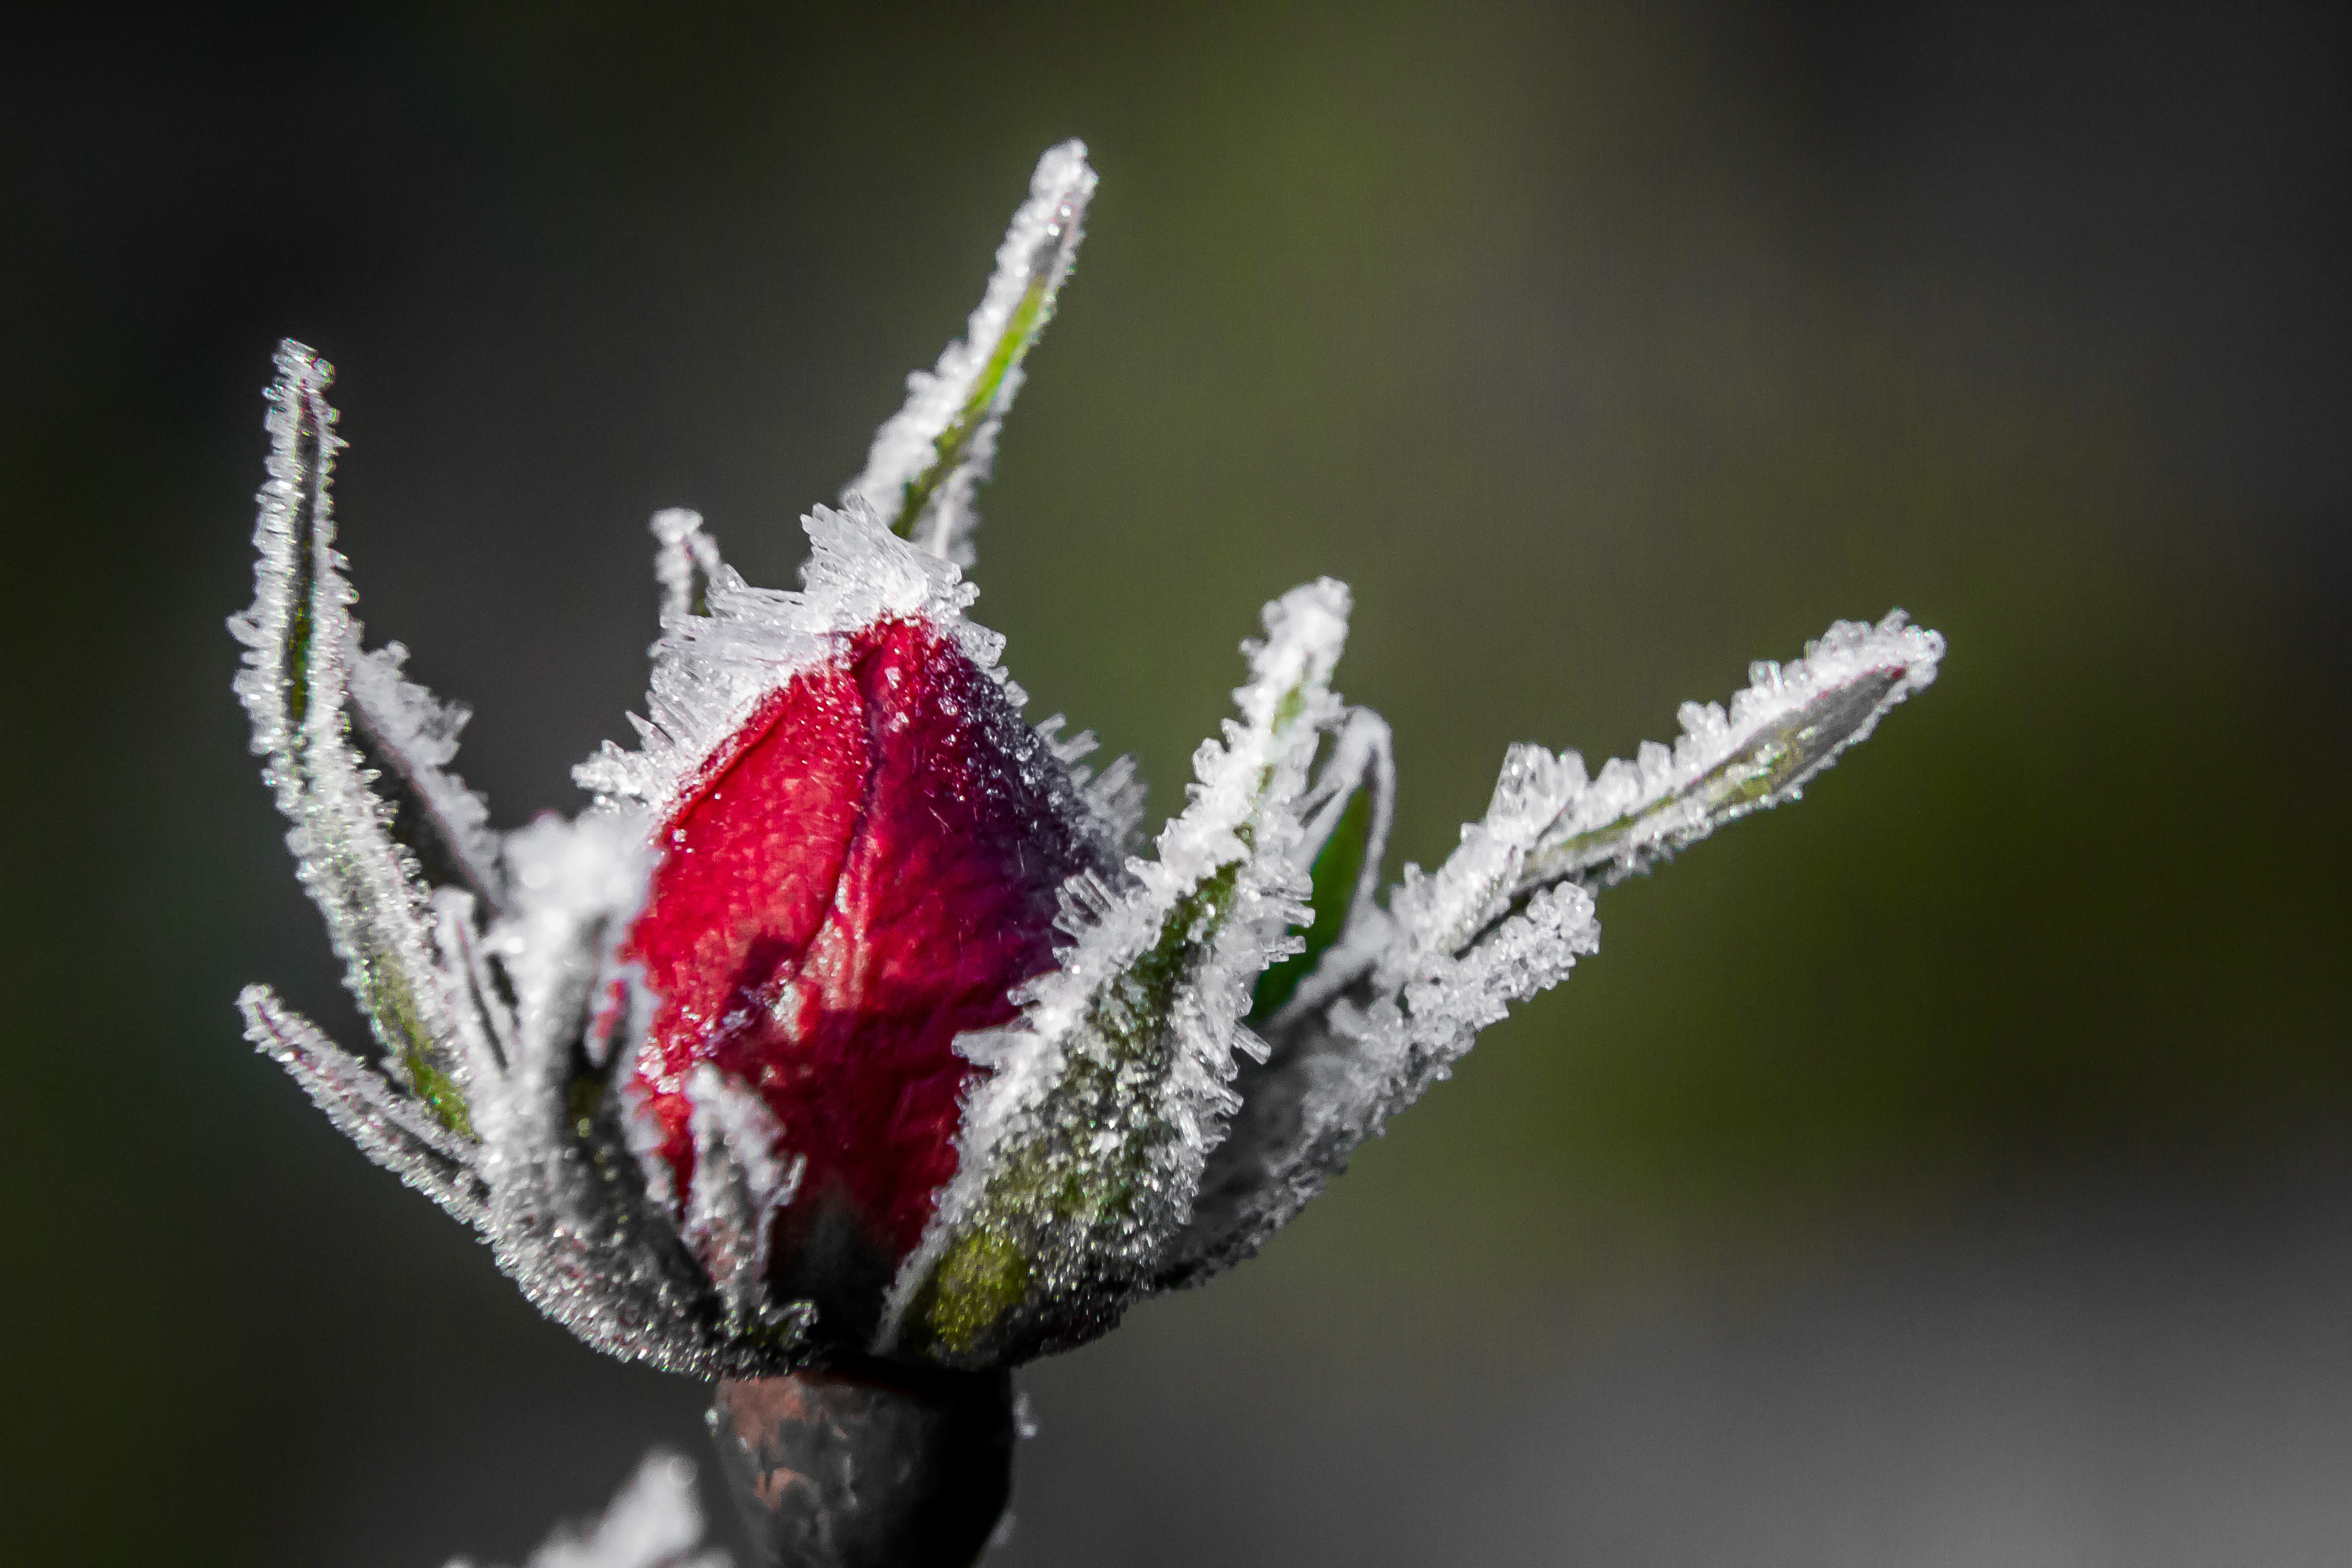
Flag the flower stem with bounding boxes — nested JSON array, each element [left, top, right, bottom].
[[709, 1360, 1015, 1568]]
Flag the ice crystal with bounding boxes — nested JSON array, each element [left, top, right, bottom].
[[235, 139, 1944, 1383]]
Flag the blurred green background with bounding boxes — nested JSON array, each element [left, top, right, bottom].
[[5, 4, 2348, 1563]]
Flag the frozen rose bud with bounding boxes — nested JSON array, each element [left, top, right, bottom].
[[622, 616, 1107, 1345], [235, 140, 1944, 1565]]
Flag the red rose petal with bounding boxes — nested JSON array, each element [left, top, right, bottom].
[[624, 617, 1093, 1324]]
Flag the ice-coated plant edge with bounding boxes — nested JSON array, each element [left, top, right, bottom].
[[234, 139, 1945, 1392]]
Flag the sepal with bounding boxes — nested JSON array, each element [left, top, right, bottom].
[[681, 1065, 806, 1337], [237, 983, 487, 1227], [842, 141, 1097, 568], [1248, 707, 1396, 1025], [1517, 612, 1945, 893], [229, 342, 492, 1132], [879, 582, 1352, 1365], [1162, 612, 1941, 1284]]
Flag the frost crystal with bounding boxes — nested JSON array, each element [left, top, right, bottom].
[[235, 141, 1944, 1388], [447, 1451, 726, 1568]]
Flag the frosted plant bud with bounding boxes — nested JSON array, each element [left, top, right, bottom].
[[233, 137, 1943, 1437], [611, 543, 1111, 1349]]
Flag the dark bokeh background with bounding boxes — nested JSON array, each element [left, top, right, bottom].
[[5, 5, 2349, 1563]]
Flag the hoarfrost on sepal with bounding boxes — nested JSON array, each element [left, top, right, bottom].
[[228, 341, 485, 1134], [349, 642, 505, 912], [877, 580, 1352, 1365], [446, 1450, 727, 1568], [842, 140, 1097, 569], [1250, 706, 1397, 1028], [1517, 611, 1944, 892], [486, 812, 652, 1092], [239, 983, 487, 1227], [1160, 611, 1939, 1285], [233, 347, 815, 1381], [682, 1065, 807, 1335], [1157, 755, 1602, 1284]]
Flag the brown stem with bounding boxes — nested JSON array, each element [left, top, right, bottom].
[[708, 1360, 1015, 1568]]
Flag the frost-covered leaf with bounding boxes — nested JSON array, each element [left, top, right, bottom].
[[1515, 612, 1946, 895], [880, 581, 1350, 1366], [238, 983, 487, 1226], [228, 342, 487, 1133], [842, 140, 1096, 568], [447, 1450, 727, 1568], [1163, 611, 1942, 1285]]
